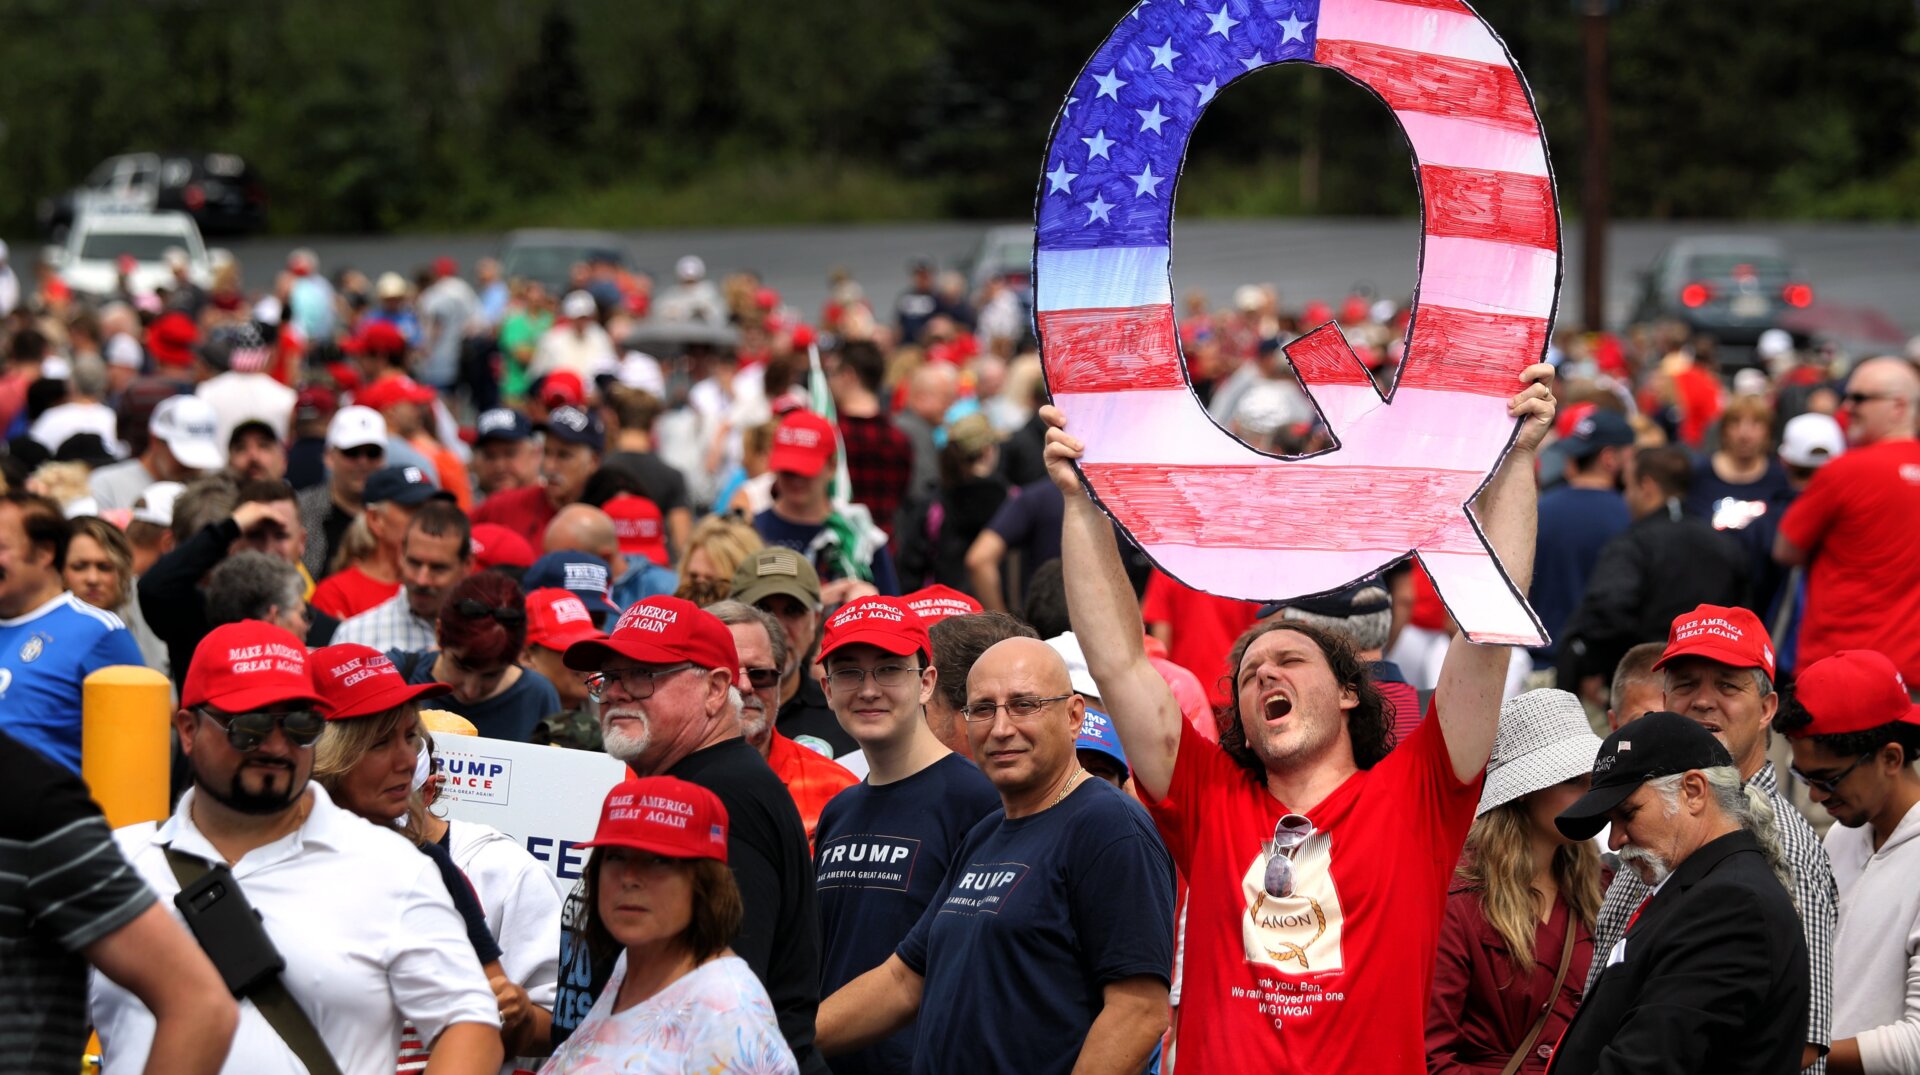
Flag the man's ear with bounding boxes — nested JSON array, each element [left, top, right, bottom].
[[172, 708, 198, 758], [919, 664, 939, 709]]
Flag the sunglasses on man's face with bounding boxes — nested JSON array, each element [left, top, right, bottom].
[[198, 706, 326, 751], [742, 666, 782, 689], [340, 445, 384, 463]]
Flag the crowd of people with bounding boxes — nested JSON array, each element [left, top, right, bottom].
[[2, 244, 1918, 1075]]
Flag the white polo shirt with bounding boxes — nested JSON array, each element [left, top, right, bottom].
[[89, 784, 500, 1075]]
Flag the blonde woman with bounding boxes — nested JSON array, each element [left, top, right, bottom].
[[672, 515, 763, 607], [64, 515, 134, 612], [310, 642, 561, 1061], [1427, 690, 1606, 1075]]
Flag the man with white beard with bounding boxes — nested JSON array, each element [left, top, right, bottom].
[[547, 596, 828, 1075], [1550, 711, 1811, 1074], [705, 599, 856, 843]]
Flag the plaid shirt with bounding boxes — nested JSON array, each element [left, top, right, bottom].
[[838, 413, 913, 539], [1586, 762, 1837, 1069], [330, 590, 436, 655]]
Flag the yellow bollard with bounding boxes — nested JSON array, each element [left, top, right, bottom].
[[81, 665, 174, 830]]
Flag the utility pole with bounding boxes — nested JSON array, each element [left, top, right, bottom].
[[1581, 0, 1611, 332]]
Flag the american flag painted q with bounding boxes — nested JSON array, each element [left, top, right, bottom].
[[1036, 0, 1558, 646]]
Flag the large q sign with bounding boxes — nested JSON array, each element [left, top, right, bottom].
[[1036, 0, 1558, 646]]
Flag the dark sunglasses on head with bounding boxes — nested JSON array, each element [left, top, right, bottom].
[[340, 445, 384, 462], [198, 706, 326, 751], [455, 599, 526, 627]]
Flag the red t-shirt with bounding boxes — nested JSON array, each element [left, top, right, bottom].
[[1779, 438, 1920, 679], [310, 563, 400, 620], [766, 731, 858, 847], [1141, 570, 1263, 709], [1143, 709, 1481, 1073], [471, 484, 559, 546]]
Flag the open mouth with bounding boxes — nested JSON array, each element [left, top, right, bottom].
[[1262, 693, 1294, 723]]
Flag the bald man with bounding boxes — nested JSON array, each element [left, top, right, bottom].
[[818, 637, 1175, 1075], [1777, 356, 1920, 683], [895, 363, 960, 501], [542, 503, 673, 612]]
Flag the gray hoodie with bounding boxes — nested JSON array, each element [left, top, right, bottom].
[[1827, 799, 1920, 1074]]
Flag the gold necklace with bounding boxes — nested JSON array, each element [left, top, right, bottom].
[[1048, 767, 1088, 810]]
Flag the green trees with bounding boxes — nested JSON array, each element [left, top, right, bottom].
[[0, 0, 1911, 234]]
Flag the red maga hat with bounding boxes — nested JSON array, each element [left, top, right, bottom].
[[470, 523, 536, 570], [562, 596, 739, 676], [819, 597, 930, 661], [1653, 604, 1776, 680], [526, 587, 609, 653], [356, 321, 409, 359], [309, 643, 452, 720], [902, 584, 983, 623], [183, 621, 325, 712], [767, 410, 836, 477], [604, 494, 669, 567], [1788, 650, 1920, 739], [576, 776, 729, 862], [357, 374, 436, 412]]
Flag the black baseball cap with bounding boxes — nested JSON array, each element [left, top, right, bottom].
[[1555, 711, 1734, 840], [1561, 409, 1635, 460], [540, 406, 605, 454], [363, 464, 455, 507], [1257, 577, 1391, 621], [475, 407, 533, 445]]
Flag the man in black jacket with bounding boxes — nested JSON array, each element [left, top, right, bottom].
[[137, 475, 334, 689], [1556, 444, 1749, 696], [1550, 711, 1810, 1075]]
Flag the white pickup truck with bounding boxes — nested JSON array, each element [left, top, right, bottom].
[[48, 210, 215, 299]]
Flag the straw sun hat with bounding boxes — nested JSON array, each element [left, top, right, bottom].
[[1476, 689, 1604, 817]]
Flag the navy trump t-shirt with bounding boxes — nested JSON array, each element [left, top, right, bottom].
[[896, 778, 1175, 1075], [814, 753, 1002, 1075]]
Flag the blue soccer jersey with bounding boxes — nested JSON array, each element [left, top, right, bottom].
[[0, 593, 145, 772]]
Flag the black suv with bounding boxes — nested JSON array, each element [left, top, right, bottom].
[[38, 151, 267, 238]]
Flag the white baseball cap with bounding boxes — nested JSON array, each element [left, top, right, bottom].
[[1780, 412, 1846, 469], [106, 334, 145, 371], [132, 482, 186, 527], [376, 272, 409, 300], [1757, 328, 1795, 361], [327, 405, 388, 451], [1044, 631, 1103, 700], [561, 290, 598, 319], [149, 396, 224, 471], [676, 255, 706, 282]]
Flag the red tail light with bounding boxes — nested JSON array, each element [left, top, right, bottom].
[[183, 183, 205, 211], [1782, 283, 1813, 308], [1680, 282, 1713, 308]]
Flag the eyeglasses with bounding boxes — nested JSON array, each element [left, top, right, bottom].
[[825, 665, 923, 693], [1789, 752, 1875, 795], [198, 706, 326, 751], [340, 445, 384, 462], [584, 663, 696, 703], [1842, 391, 1896, 407], [743, 666, 782, 689], [454, 599, 526, 627], [1262, 813, 1316, 898], [958, 693, 1073, 723]]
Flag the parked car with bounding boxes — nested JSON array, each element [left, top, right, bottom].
[[1630, 236, 1814, 346], [967, 224, 1035, 295], [501, 229, 630, 292], [37, 151, 266, 238], [47, 211, 215, 299]]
